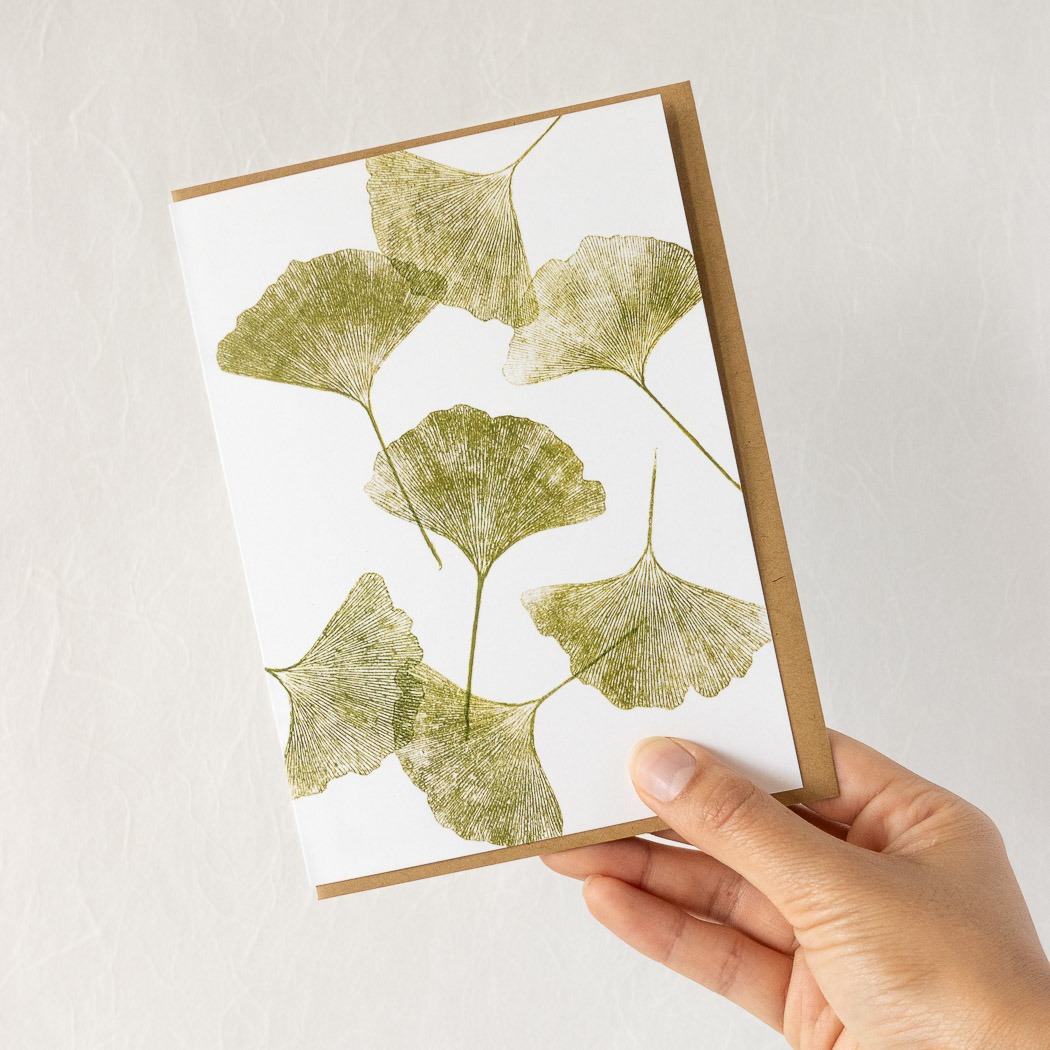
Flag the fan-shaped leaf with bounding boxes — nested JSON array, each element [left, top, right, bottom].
[[268, 573, 424, 798], [218, 249, 436, 405], [523, 549, 769, 709], [521, 458, 768, 709], [365, 117, 561, 327], [505, 235, 740, 490], [505, 235, 702, 385], [397, 663, 562, 846], [364, 404, 606, 575]]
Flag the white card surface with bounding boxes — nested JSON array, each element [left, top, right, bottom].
[[170, 94, 803, 890]]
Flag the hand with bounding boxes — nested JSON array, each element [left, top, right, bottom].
[[542, 731, 1050, 1050]]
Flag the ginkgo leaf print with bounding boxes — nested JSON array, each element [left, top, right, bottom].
[[365, 404, 605, 737], [218, 249, 436, 403], [396, 663, 562, 846], [505, 234, 741, 491], [217, 248, 443, 566], [365, 116, 562, 327], [267, 572, 424, 798], [365, 404, 605, 574], [521, 456, 769, 710]]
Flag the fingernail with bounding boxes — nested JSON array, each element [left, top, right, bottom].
[[630, 738, 696, 802]]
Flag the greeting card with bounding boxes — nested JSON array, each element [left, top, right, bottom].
[[170, 83, 836, 898]]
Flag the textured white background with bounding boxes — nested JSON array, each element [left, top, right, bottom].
[[3, 2, 1048, 1047]]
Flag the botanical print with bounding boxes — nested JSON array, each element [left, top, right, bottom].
[[171, 95, 803, 882], [365, 404, 605, 739], [218, 249, 443, 565], [522, 456, 769, 711], [397, 625, 639, 846], [216, 170, 767, 844], [365, 116, 561, 327], [269, 572, 422, 797], [506, 234, 741, 489], [397, 662, 563, 846]]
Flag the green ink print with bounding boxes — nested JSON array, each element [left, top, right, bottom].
[[364, 404, 605, 738], [365, 116, 562, 327], [521, 454, 769, 710], [505, 234, 741, 490], [217, 249, 435, 404], [396, 629, 637, 845], [217, 248, 444, 566], [396, 663, 563, 846], [267, 572, 424, 798]]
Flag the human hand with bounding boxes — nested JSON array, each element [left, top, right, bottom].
[[542, 731, 1050, 1049]]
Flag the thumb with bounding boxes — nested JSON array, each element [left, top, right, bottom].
[[630, 737, 851, 921]]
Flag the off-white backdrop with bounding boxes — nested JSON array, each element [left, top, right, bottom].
[[3, 3, 1048, 1048]]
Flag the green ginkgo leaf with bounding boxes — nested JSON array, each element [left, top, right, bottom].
[[505, 234, 702, 384], [218, 248, 436, 405], [365, 404, 605, 574], [268, 572, 424, 798], [505, 235, 741, 491], [365, 117, 562, 327], [521, 456, 769, 709], [365, 403, 605, 738], [217, 248, 443, 566], [397, 663, 562, 846]]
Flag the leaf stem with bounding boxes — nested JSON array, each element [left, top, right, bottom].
[[533, 625, 641, 706], [363, 398, 443, 568], [647, 450, 658, 550], [636, 381, 742, 491], [496, 115, 562, 173], [464, 569, 488, 740]]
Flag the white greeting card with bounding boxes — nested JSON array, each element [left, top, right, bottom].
[[171, 90, 811, 897]]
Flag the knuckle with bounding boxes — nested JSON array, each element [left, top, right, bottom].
[[918, 783, 995, 835], [709, 866, 746, 926], [712, 934, 746, 997], [918, 781, 962, 813], [638, 842, 657, 891], [658, 907, 690, 969], [695, 769, 761, 836]]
